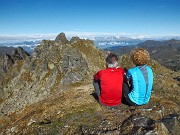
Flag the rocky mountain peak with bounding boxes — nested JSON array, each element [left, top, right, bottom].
[[0, 32, 105, 116], [55, 32, 69, 44], [0, 47, 30, 74], [70, 36, 81, 43]]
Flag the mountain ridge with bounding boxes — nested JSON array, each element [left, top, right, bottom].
[[0, 33, 180, 135], [0, 32, 105, 115], [106, 39, 180, 71]]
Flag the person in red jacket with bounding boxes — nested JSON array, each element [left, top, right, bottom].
[[93, 52, 124, 108]]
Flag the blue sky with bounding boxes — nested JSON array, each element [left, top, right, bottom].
[[0, 0, 180, 36]]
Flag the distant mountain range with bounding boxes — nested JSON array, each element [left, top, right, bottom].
[[1, 34, 180, 51], [106, 39, 180, 71], [94, 36, 143, 49], [0, 41, 40, 54], [1, 34, 180, 52], [0, 36, 141, 52]]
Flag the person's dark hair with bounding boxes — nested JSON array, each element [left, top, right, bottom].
[[106, 53, 118, 64]]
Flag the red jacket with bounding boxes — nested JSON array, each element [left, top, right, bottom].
[[94, 67, 124, 106]]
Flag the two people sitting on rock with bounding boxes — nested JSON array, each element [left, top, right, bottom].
[[93, 48, 154, 107]]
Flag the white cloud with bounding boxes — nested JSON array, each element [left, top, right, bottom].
[[0, 34, 57, 43]]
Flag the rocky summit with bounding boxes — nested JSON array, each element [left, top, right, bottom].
[[0, 33, 180, 135]]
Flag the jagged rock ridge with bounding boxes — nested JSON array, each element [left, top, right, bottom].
[[0, 33, 179, 135], [0, 33, 105, 115]]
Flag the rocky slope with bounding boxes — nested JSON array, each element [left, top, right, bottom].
[[0, 32, 105, 114], [0, 33, 180, 135]]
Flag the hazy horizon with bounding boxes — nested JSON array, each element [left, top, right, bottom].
[[1, 31, 180, 44]]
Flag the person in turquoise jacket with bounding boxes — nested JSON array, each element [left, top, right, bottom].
[[123, 48, 154, 106]]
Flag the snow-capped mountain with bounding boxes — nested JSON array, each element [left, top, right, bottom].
[[93, 36, 144, 49]]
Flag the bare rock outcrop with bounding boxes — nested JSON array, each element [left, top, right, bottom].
[[55, 32, 69, 44], [0, 32, 105, 115]]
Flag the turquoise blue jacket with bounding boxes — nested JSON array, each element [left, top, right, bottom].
[[126, 65, 153, 105]]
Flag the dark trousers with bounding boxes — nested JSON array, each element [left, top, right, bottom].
[[122, 82, 137, 106]]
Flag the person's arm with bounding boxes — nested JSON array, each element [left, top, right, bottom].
[[94, 70, 101, 81]]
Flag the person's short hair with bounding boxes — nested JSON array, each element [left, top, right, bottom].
[[106, 53, 118, 64], [130, 48, 150, 66]]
